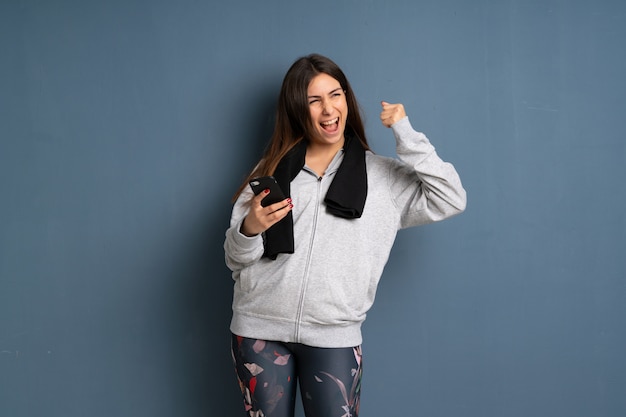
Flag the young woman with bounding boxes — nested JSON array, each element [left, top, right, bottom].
[[224, 54, 466, 417]]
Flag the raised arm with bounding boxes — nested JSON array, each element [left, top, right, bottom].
[[381, 101, 466, 228]]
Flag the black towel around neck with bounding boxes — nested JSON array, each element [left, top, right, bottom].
[[263, 130, 368, 259]]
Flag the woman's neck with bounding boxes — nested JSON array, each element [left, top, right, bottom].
[[305, 139, 344, 177]]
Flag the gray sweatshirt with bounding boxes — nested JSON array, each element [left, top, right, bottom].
[[224, 117, 466, 348]]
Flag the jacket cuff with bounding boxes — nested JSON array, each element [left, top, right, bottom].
[[390, 116, 411, 134], [231, 218, 263, 248]]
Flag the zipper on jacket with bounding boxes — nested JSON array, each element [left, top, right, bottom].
[[294, 175, 323, 342]]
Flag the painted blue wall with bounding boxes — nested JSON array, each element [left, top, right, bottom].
[[1, 1, 624, 416]]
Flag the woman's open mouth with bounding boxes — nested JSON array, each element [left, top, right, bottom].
[[320, 117, 340, 132]]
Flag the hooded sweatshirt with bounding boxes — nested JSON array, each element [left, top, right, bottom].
[[224, 117, 466, 348]]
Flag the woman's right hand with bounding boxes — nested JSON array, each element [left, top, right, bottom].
[[240, 190, 293, 237]]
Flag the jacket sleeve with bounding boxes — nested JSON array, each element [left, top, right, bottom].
[[388, 116, 466, 228], [223, 187, 265, 273]]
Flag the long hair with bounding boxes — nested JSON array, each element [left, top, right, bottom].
[[232, 54, 370, 201]]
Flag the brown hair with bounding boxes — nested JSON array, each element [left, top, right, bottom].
[[232, 54, 370, 201]]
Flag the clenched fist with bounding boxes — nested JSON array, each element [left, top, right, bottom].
[[380, 101, 407, 128]]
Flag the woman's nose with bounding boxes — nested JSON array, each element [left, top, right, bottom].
[[321, 99, 332, 114]]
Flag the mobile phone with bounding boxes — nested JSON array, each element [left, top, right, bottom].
[[249, 176, 287, 207]]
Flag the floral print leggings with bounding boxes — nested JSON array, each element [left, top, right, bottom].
[[231, 334, 363, 417]]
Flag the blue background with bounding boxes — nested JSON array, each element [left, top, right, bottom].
[[1, 1, 625, 416]]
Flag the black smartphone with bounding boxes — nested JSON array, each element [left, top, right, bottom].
[[249, 176, 287, 207]]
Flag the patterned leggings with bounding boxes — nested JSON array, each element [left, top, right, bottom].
[[231, 334, 363, 417]]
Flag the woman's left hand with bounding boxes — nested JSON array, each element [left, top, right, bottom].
[[380, 101, 406, 128]]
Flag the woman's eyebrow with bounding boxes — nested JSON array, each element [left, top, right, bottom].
[[307, 88, 343, 99]]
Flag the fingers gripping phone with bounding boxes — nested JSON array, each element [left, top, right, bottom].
[[249, 176, 287, 207]]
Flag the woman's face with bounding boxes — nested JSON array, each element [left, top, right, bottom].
[[306, 73, 348, 149]]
